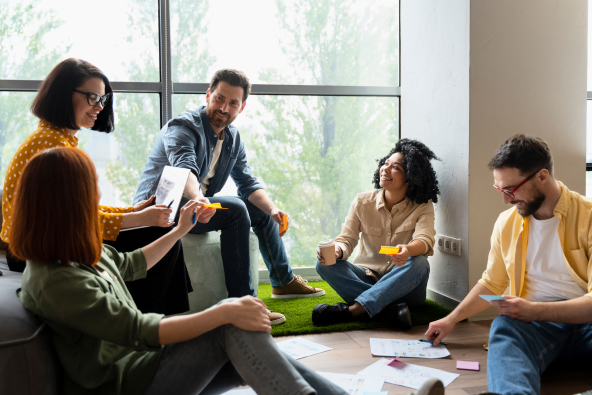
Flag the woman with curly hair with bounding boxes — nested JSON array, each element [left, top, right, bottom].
[[312, 139, 440, 328]]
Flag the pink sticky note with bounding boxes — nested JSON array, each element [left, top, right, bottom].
[[457, 361, 479, 371], [387, 357, 400, 366]]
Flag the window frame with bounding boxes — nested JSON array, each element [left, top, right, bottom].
[[0, 0, 401, 278]]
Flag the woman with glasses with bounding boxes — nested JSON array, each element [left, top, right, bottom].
[[15, 147, 346, 395], [2, 58, 194, 316], [312, 139, 439, 328]]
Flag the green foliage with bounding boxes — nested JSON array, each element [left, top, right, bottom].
[[104, 0, 215, 205], [243, 0, 400, 266], [0, 1, 66, 186]]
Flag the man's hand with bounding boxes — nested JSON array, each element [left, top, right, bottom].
[[225, 296, 271, 333], [317, 245, 343, 266], [133, 195, 155, 212], [425, 317, 455, 346], [389, 245, 410, 267], [195, 197, 216, 224], [490, 296, 539, 322], [271, 208, 289, 236]]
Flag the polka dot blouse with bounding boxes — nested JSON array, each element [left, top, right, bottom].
[[1, 120, 133, 243]]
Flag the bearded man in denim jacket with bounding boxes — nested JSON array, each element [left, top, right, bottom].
[[134, 69, 324, 324]]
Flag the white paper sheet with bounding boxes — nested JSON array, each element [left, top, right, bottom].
[[276, 337, 332, 360], [357, 358, 459, 390], [221, 372, 384, 395], [370, 338, 450, 358], [317, 371, 385, 394]]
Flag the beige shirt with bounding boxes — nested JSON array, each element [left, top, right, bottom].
[[334, 189, 436, 279]]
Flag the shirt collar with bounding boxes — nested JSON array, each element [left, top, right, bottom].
[[375, 189, 410, 213], [553, 181, 568, 218], [38, 120, 79, 147]]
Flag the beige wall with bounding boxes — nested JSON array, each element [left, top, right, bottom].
[[402, 0, 587, 319]]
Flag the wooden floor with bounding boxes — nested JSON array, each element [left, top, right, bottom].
[[273, 320, 592, 395]]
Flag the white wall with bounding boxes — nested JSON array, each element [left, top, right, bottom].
[[401, 0, 471, 303], [402, 0, 587, 318]]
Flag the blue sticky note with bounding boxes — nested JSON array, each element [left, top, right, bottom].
[[479, 294, 506, 302]]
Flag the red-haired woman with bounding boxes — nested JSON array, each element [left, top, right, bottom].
[[3, 58, 197, 315], [15, 147, 345, 395]]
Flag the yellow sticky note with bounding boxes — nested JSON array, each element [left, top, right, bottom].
[[278, 214, 288, 234], [379, 246, 399, 255], [203, 203, 228, 209]]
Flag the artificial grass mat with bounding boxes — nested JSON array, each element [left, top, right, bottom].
[[258, 281, 452, 337]]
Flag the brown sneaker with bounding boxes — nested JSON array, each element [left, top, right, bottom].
[[271, 275, 325, 299], [268, 310, 286, 325]]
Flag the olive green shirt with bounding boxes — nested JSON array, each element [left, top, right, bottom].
[[18, 245, 164, 395]]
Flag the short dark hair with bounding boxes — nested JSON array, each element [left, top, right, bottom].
[[372, 139, 441, 204], [10, 147, 102, 266], [488, 134, 553, 176], [30, 58, 114, 133], [209, 69, 251, 103]]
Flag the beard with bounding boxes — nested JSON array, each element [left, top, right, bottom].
[[206, 106, 235, 129], [512, 187, 546, 217]]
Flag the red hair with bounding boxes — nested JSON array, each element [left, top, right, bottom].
[[10, 147, 102, 266]]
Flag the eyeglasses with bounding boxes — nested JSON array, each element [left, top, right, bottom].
[[493, 169, 541, 199], [73, 89, 111, 107]]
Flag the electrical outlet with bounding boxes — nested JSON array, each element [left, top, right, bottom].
[[435, 234, 462, 256], [436, 235, 445, 251], [450, 237, 462, 256], [444, 237, 451, 253]]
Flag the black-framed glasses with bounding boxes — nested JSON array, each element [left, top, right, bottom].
[[73, 89, 111, 107], [493, 169, 541, 199]]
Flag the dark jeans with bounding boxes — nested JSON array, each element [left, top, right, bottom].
[[104, 226, 192, 316], [182, 196, 293, 296]]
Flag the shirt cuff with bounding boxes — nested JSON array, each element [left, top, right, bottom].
[[477, 278, 506, 296], [133, 313, 164, 351], [99, 211, 125, 241]]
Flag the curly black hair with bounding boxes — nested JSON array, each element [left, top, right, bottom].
[[372, 139, 441, 204]]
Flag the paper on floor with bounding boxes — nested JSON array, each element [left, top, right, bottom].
[[317, 371, 385, 394], [357, 358, 459, 390], [276, 337, 332, 360], [221, 372, 384, 395], [370, 338, 450, 358]]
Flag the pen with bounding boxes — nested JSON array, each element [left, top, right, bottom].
[[419, 339, 447, 345], [167, 199, 174, 208], [192, 212, 197, 225]]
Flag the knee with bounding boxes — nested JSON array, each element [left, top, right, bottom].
[[409, 255, 430, 276], [315, 260, 328, 278], [490, 315, 520, 341], [224, 199, 250, 222]]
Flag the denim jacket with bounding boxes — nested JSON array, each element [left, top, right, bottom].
[[134, 106, 263, 204]]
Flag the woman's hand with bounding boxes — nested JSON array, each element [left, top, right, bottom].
[[176, 200, 206, 235], [317, 245, 342, 265], [389, 245, 410, 267], [136, 204, 174, 227], [194, 197, 216, 224], [133, 195, 155, 212], [224, 296, 271, 333]]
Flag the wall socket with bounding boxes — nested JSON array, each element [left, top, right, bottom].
[[436, 234, 462, 256]]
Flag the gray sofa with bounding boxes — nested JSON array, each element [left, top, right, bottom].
[[0, 232, 260, 394]]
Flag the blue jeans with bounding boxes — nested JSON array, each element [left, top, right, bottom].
[[487, 316, 592, 395], [143, 301, 347, 395], [184, 196, 294, 294], [315, 255, 430, 317]]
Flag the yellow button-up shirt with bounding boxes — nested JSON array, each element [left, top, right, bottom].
[[478, 182, 592, 299], [334, 189, 436, 280], [1, 121, 132, 242]]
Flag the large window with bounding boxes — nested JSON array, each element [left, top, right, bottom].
[[1, 0, 400, 267]]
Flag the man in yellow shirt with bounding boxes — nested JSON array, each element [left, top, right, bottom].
[[426, 135, 592, 395]]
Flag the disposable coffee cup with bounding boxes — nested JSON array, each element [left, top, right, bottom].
[[318, 239, 337, 266]]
